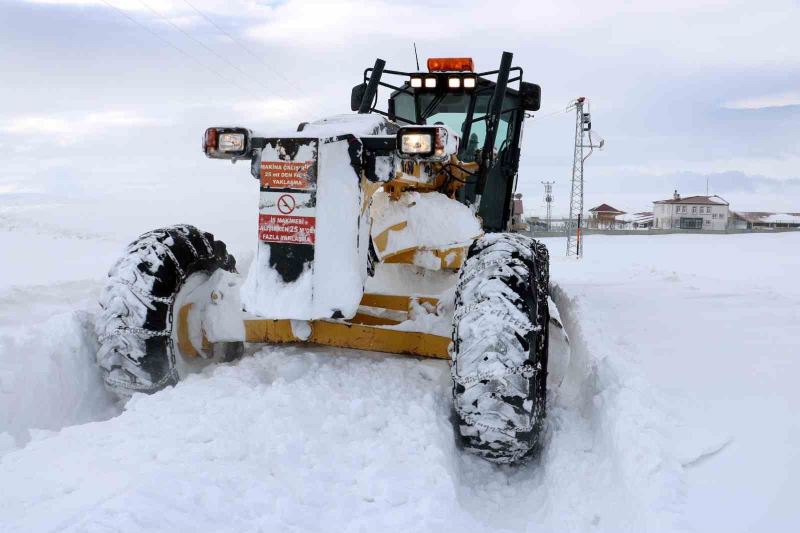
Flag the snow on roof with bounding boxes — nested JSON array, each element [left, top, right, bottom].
[[589, 203, 625, 214], [763, 213, 800, 223], [616, 211, 654, 223], [734, 212, 800, 224], [654, 195, 729, 205]]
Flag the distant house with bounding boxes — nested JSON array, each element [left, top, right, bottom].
[[653, 191, 729, 230], [510, 193, 529, 231], [616, 211, 654, 229], [588, 203, 625, 229], [730, 212, 800, 230]]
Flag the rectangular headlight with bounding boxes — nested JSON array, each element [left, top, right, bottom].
[[463, 77, 476, 89], [219, 133, 246, 152], [448, 77, 461, 89], [203, 127, 251, 159], [424, 77, 437, 88], [400, 132, 433, 155], [410, 77, 423, 88]]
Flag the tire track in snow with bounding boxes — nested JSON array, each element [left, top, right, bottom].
[[446, 286, 640, 532], [547, 282, 690, 532]]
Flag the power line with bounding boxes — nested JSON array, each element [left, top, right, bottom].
[[180, 0, 306, 98], [533, 108, 568, 120], [98, 0, 254, 97], [136, 0, 297, 113]]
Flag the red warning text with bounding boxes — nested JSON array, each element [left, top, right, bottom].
[[258, 214, 316, 245], [260, 161, 315, 190]]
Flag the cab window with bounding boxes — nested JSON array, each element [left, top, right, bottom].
[[412, 91, 518, 162]]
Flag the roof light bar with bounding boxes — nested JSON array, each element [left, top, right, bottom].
[[427, 57, 475, 72]]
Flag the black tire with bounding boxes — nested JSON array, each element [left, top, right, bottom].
[[95, 225, 236, 399], [451, 233, 550, 463]]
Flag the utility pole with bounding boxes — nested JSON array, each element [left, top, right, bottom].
[[541, 181, 554, 231], [566, 97, 604, 257]]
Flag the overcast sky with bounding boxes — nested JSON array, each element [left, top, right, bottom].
[[1, 0, 799, 218]]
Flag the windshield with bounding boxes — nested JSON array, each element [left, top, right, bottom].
[[409, 91, 515, 161]]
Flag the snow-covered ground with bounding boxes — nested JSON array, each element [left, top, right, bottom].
[[1, 193, 798, 532]]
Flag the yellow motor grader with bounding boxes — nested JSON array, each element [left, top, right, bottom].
[[96, 52, 552, 463]]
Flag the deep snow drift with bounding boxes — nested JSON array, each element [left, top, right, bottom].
[[1, 196, 799, 532]]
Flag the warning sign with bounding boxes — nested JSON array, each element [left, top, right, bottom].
[[258, 214, 316, 245], [277, 194, 296, 214], [261, 161, 316, 190]]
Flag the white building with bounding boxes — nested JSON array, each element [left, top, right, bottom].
[[653, 191, 729, 230]]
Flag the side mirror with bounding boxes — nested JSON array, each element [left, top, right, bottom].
[[520, 82, 541, 112], [351, 83, 367, 112]]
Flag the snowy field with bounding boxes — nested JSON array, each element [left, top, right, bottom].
[[1, 193, 799, 532]]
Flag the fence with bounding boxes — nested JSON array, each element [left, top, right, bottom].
[[523, 227, 800, 238]]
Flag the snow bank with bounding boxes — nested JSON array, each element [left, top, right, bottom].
[[0, 309, 118, 450], [0, 349, 460, 532], [549, 283, 687, 531], [544, 232, 800, 533]]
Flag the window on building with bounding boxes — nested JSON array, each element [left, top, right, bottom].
[[706, 206, 711, 213], [692, 206, 697, 213], [680, 218, 703, 229]]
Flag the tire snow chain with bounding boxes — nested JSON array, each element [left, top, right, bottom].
[[98, 325, 171, 343], [452, 360, 542, 386], [453, 300, 538, 334], [458, 256, 529, 287], [104, 367, 178, 392], [119, 280, 174, 305], [457, 408, 537, 434], [176, 229, 200, 257], [161, 245, 185, 279], [176, 228, 215, 259]]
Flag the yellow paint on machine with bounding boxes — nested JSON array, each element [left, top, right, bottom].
[[176, 303, 211, 358], [177, 293, 452, 360], [381, 245, 468, 270], [372, 221, 408, 255], [359, 293, 439, 311], [244, 319, 451, 359], [348, 312, 402, 327]]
